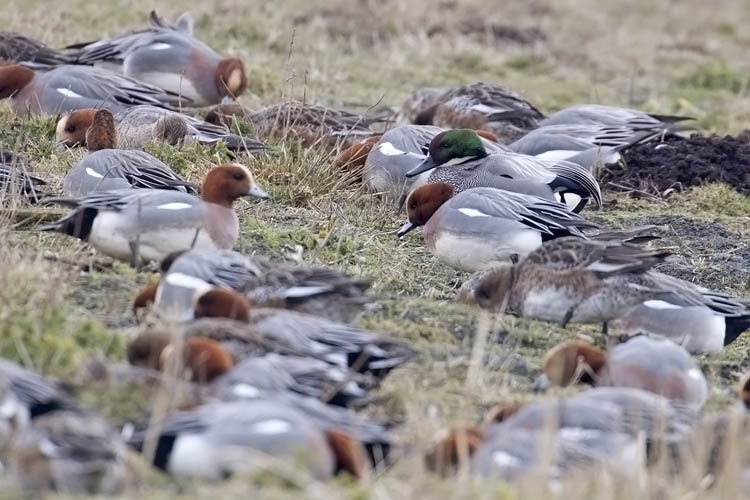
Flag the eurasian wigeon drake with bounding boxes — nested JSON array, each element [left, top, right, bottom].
[[609, 277, 750, 354], [129, 398, 366, 480], [0, 149, 47, 203], [66, 13, 246, 107], [129, 330, 374, 406], [537, 335, 708, 408], [176, 287, 414, 378], [61, 109, 197, 196], [205, 100, 381, 149], [0, 64, 183, 116], [472, 386, 696, 482], [212, 353, 375, 408], [404, 129, 602, 212], [218, 389, 391, 471], [539, 104, 694, 133], [56, 105, 266, 152], [40, 163, 270, 264], [457, 237, 674, 329], [401, 83, 544, 143], [127, 332, 233, 383], [397, 183, 599, 272], [125, 399, 342, 480], [0, 31, 71, 69], [10, 410, 131, 495], [151, 248, 371, 323]]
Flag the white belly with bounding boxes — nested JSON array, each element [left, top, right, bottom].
[[89, 212, 218, 262], [130, 71, 206, 105], [432, 229, 541, 272], [521, 287, 580, 323]]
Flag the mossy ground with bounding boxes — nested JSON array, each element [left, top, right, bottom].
[[1, 0, 750, 498]]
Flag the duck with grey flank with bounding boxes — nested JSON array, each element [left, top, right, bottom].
[[397, 183, 599, 272], [535, 335, 708, 408], [61, 109, 197, 196], [65, 11, 245, 106]]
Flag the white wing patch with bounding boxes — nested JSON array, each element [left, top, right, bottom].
[[164, 272, 212, 291], [157, 202, 192, 210], [491, 451, 523, 467], [147, 42, 172, 51], [56, 88, 83, 98], [231, 383, 260, 399], [642, 300, 682, 310], [458, 207, 491, 218], [377, 142, 407, 156], [471, 103, 504, 115], [250, 419, 292, 435], [85, 167, 104, 178], [536, 150, 577, 161], [687, 368, 704, 381]]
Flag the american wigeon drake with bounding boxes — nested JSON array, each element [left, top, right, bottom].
[[609, 277, 750, 354], [457, 237, 674, 328], [66, 14, 246, 107], [61, 109, 197, 196], [0, 64, 183, 116], [174, 288, 414, 378], [205, 101, 380, 150], [341, 124, 505, 198], [0, 149, 47, 202], [397, 183, 599, 272], [405, 129, 602, 212], [40, 163, 270, 264], [406, 83, 545, 143], [537, 336, 708, 408], [125, 399, 347, 480], [0, 32, 71, 69], [10, 410, 131, 495], [56, 105, 266, 152], [151, 248, 371, 324], [539, 104, 693, 134]]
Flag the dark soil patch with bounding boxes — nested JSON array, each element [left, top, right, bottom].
[[601, 133, 750, 196], [600, 214, 750, 291]]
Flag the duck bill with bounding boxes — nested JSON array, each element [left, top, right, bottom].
[[247, 184, 271, 199], [405, 156, 437, 178], [55, 140, 72, 152], [532, 373, 550, 392], [396, 221, 416, 238]]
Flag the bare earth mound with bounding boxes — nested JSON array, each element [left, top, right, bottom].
[[602, 133, 750, 195]]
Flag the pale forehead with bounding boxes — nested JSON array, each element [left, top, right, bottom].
[[229, 163, 253, 180], [55, 115, 69, 136]]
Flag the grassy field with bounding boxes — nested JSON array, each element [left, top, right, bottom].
[[2, 0, 750, 498]]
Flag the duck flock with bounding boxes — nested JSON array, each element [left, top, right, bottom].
[[1, 9, 750, 497]]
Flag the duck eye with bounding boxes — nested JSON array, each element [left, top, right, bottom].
[[66, 125, 75, 133], [232, 172, 245, 180]]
